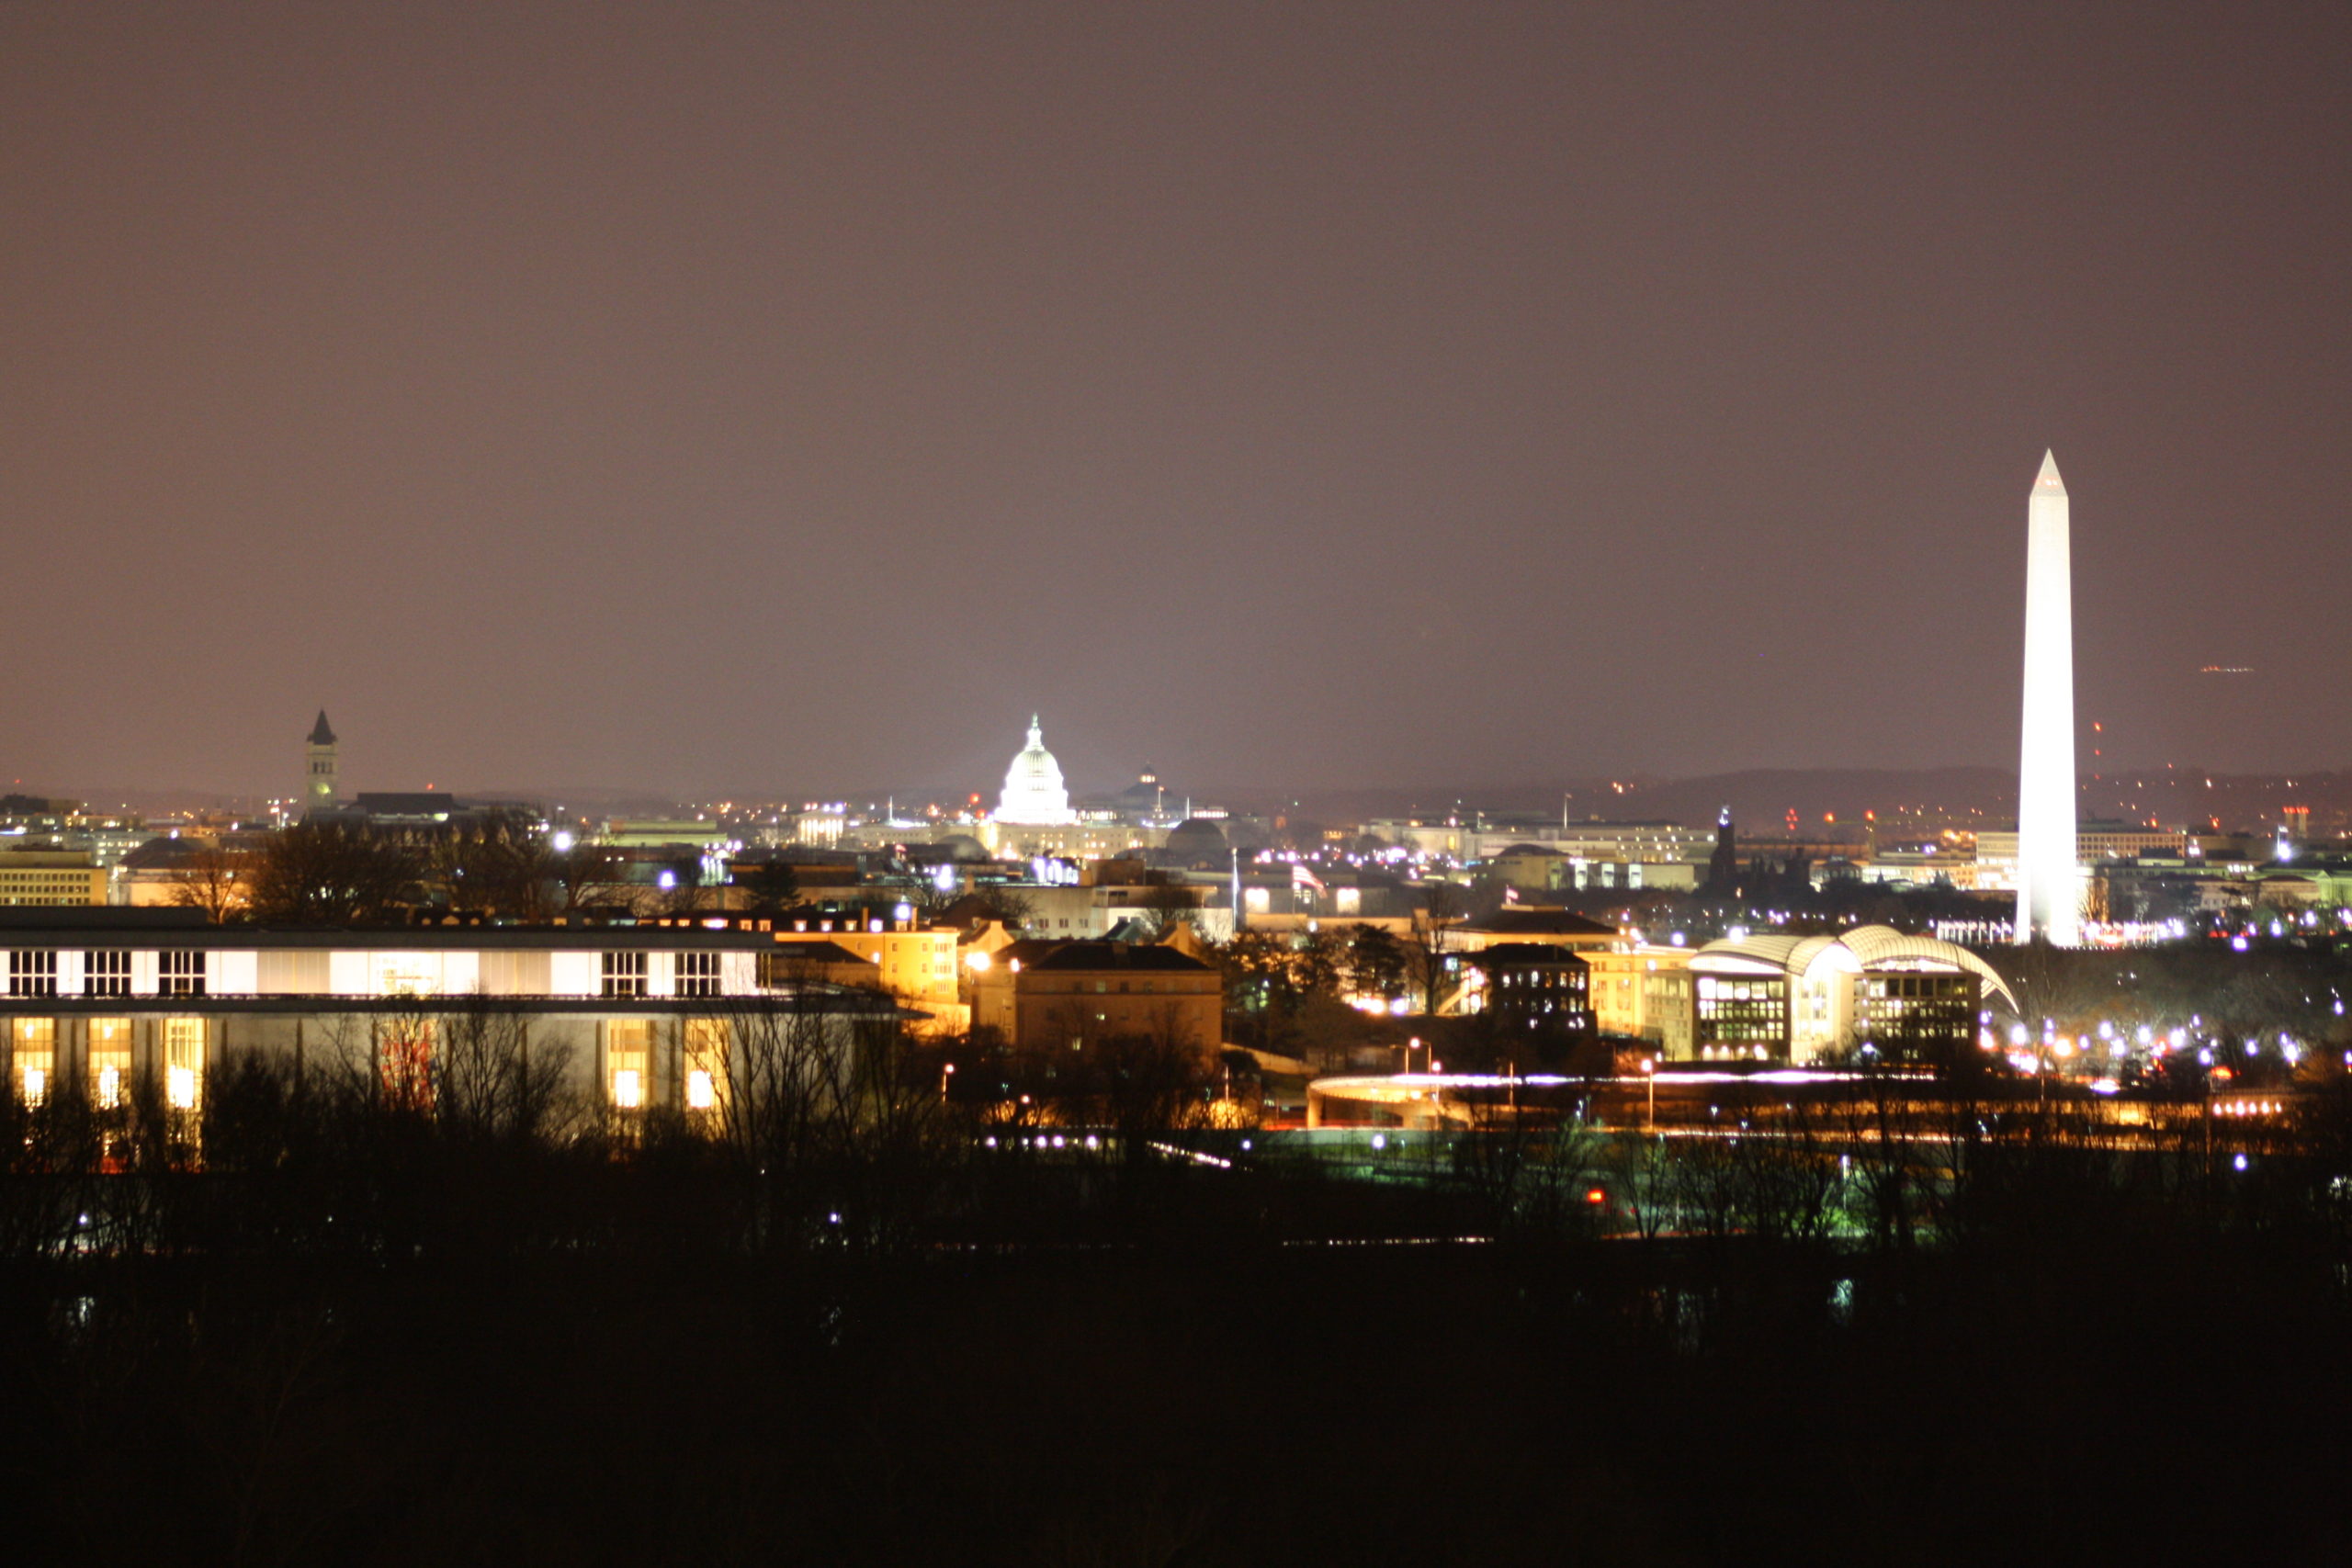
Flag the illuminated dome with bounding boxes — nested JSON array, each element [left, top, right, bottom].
[[997, 715, 1076, 825]]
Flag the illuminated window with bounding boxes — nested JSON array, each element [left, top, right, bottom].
[[11, 1018, 56, 1103], [88, 1018, 131, 1108], [675, 951, 721, 998], [85, 949, 130, 998], [684, 1018, 728, 1114], [7, 951, 57, 998], [607, 1021, 651, 1109], [164, 1018, 206, 1111], [160, 949, 208, 998], [601, 951, 648, 998]]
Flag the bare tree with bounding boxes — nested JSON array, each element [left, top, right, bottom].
[[247, 822, 423, 924], [430, 1000, 578, 1142], [700, 982, 967, 1254], [652, 854, 718, 918], [1449, 1100, 1606, 1242], [1600, 1129, 1674, 1243], [1091, 1008, 1225, 1161], [549, 839, 625, 916], [168, 845, 253, 923], [733, 858, 801, 916], [1404, 883, 1467, 1014], [426, 808, 552, 918], [962, 883, 1038, 932], [1133, 879, 1204, 941]]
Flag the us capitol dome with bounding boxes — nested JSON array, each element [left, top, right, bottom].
[[997, 715, 1076, 825]]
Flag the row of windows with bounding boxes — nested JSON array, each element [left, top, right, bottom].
[[12, 949, 724, 1000], [9, 1014, 736, 1119], [7, 951, 51, 996], [1697, 990, 1789, 1047], [1488, 970, 1589, 990], [1854, 999, 1971, 1023], [598, 951, 721, 998], [1860, 975, 1971, 1000], [9, 1016, 202, 1109], [1853, 998, 1973, 1041], [364, 1017, 733, 1116], [8, 949, 175, 998], [1492, 997, 1594, 1024], [1697, 977, 1783, 1003], [605, 1019, 729, 1112]]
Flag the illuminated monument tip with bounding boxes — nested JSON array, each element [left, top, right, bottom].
[[2015, 449, 2079, 946], [998, 714, 1075, 825]]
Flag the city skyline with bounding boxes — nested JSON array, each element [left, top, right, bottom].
[[3, 11, 2346, 1562], [4, 4, 2349, 796], [21, 692, 2352, 826]]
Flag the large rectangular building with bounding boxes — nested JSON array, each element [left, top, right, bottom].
[[1675, 925, 2013, 1065], [969, 939, 1222, 1055], [0, 912, 899, 1116], [0, 852, 107, 908]]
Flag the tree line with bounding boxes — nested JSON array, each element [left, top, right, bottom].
[[167, 814, 802, 924]]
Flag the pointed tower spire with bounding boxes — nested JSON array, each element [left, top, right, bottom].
[[2034, 449, 2065, 495], [304, 710, 341, 814]]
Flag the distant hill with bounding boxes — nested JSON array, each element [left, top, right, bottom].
[[1227, 766, 2350, 838], [1238, 769, 2009, 834]]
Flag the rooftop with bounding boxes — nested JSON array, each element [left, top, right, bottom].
[[1460, 908, 1617, 938]]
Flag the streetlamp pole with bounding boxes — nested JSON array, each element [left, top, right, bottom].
[[1641, 1055, 1657, 1134]]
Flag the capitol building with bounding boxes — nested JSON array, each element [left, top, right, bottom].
[[796, 716, 1182, 859], [969, 715, 1176, 860], [997, 716, 1076, 826]]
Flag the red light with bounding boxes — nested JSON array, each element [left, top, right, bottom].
[[1584, 1187, 1607, 1206]]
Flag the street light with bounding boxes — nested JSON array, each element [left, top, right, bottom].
[[1640, 1055, 1657, 1134]]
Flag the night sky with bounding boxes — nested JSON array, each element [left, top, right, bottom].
[[6, 3, 2347, 803]]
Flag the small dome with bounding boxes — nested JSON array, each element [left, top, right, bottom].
[[1165, 818, 1229, 865]]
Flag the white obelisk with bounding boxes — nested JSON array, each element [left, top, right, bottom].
[[2015, 450, 2078, 945]]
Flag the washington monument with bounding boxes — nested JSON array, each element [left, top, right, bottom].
[[2015, 450, 2079, 945]]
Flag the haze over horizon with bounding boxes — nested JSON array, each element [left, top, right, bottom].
[[6, 3, 2348, 800]]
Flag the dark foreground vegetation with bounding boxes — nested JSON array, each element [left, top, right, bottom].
[[3, 1058, 2351, 1565]]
